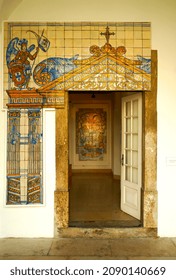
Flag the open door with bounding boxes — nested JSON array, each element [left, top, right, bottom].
[[121, 93, 142, 220]]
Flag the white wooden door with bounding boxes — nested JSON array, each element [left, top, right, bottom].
[[121, 93, 142, 220]]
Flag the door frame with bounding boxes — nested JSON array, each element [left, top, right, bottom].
[[54, 50, 157, 235]]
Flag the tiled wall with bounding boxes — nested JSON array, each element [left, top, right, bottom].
[[4, 22, 151, 106]]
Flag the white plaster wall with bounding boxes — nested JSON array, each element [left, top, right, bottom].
[[0, 0, 176, 237]]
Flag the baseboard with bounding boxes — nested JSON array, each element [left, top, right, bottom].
[[113, 174, 120, 180]]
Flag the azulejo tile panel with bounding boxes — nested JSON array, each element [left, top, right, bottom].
[[7, 108, 43, 205], [4, 22, 151, 107]]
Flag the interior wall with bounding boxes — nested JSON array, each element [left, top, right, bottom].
[[69, 93, 113, 171], [69, 93, 121, 175], [0, 0, 176, 237], [112, 93, 121, 176]]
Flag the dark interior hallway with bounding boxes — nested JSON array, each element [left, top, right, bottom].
[[69, 173, 141, 228]]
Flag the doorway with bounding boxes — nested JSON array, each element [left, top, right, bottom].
[[68, 91, 142, 228]]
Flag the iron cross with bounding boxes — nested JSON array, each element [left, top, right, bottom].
[[100, 26, 115, 44]]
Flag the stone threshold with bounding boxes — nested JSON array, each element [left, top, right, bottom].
[[57, 227, 157, 239]]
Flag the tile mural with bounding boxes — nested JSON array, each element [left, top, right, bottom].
[[4, 22, 151, 106], [3, 22, 151, 204]]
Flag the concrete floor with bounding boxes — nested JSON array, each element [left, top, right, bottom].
[[1, 237, 176, 260]]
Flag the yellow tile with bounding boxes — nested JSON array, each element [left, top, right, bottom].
[[134, 31, 142, 39], [10, 31, 21, 38], [56, 25, 64, 31], [48, 47, 57, 56], [73, 26, 82, 31], [56, 30, 64, 39], [73, 39, 82, 47], [81, 39, 91, 48], [81, 48, 90, 56], [81, 30, 91, 39], [55, 48, 65, 57], [64, 30, 73, 39], [107, 25, 116, 32], [143, 48, 151, 57], [81, 25, 91, 31], [116, 26, 125, 31], [90, 39, 99, 46], [13, 26, 23, 31], [117, 30, 125, 39], [65, 38, 73, 48], [117, 39, 125, 46], [143, 31, 151, 39], [64, 25, 73, 31], [47, 25, 54, 32], [90, 30, 99, 39], [110, 39, 117, 47], [134, 48, 143, 56], [143, 40, 151, 48], [126, 48, 134, 56], [49, 38, 57, 47], [73, 48, 82, 56], [64, 48, 73, 57], [90, 25, 99, 30], [125, 40, 133, 47], [99, 38, 105, 46], [73, 31, 82, 39], [56, 39, 65, 48], [134, 40, 142, 48], [143, 25, 151, 31], [125, 31, 134, 39], [125, 25, 134, 31], [99, 24, 106, 31]]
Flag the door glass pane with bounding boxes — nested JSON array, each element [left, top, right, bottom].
[[126, 117, 131, 132], [133, 100, 138, 116], [132, 134, 138, 149], [126, 150, 131, 165], [126, 102, 131, 116], [125, 134, 131, 149], [132, 117, 138, 133], [132, 151, 138, 167], [132, 167, 138, 184], [125, 166, 131, 181]]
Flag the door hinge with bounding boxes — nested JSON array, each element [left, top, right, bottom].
[[121, 154, 124, 166]]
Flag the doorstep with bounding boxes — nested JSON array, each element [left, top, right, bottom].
[[56, 227, 157, 239]]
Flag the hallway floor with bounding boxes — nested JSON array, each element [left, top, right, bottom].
[[69, 173, 140, 227], [1, 237, 176, 260]]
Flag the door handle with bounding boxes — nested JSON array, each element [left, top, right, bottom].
[[121, 154, 124, 166]]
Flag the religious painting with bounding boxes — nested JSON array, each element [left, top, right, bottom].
[[76, 108, 107, 161]]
